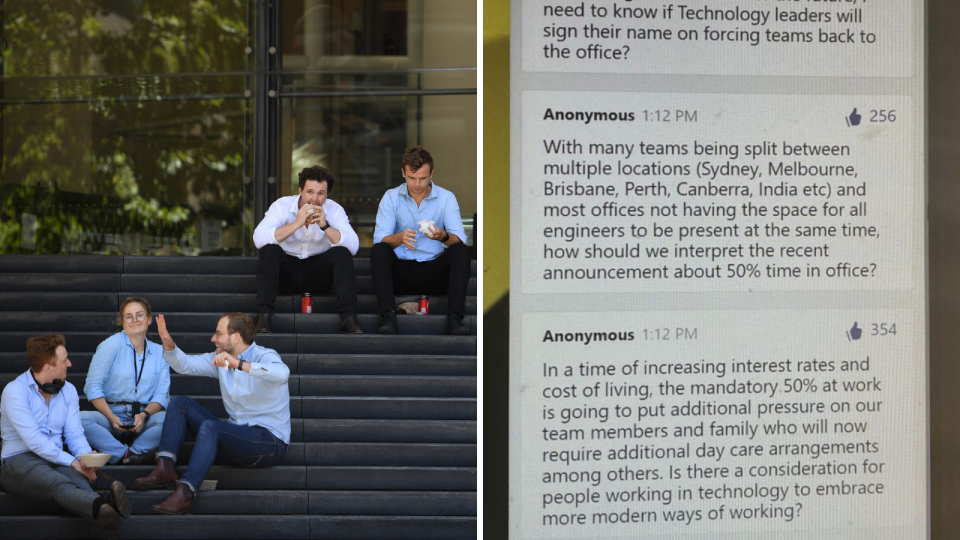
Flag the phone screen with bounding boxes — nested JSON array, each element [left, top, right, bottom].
[[508, 1, 926, 538]]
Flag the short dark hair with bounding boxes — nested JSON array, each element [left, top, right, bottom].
[[222, 312, 256, 345], [298, 165, 335, 192], [26, 334, 65, 373], [401, 146, 434, 173]]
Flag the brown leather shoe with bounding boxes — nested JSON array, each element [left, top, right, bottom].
[[98, 503, 122, 539], [103, 480, 132, 518], [256, 312, 273, 333], [340, 316, 364, 334], [150, 482, 193, 515], [133, 457, 178, 490]]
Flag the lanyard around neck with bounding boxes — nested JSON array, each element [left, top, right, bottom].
[[133, 346, 146, 398]]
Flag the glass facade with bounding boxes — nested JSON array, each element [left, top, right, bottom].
[[0, 0, 476, 255]]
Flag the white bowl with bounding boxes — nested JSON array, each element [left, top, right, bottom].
[[77, 452, 112, 467]]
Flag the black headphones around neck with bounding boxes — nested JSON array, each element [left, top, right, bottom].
[[32, 373, 65, 394]]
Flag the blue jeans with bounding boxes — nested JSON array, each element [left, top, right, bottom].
[[158, 396, 286, 490], [80, 405, 166, 464]]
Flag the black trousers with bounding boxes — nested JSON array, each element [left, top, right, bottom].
[[257, 244, 358, 318], [370, 242, 470, 317]]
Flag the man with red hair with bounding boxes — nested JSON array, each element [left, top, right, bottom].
[[0, 334, 131, 539]]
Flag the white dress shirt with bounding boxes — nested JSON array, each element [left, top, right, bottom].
[[253, 195, 359, 258]]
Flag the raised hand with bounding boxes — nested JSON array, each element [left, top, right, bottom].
[[156, 314, 176, 351]]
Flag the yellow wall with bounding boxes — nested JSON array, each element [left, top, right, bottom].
[[483, 0, 509, 312]]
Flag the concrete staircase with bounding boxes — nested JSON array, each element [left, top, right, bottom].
[[0, 255, 477, 539]]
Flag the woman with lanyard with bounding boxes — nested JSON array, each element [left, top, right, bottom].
[[80, 297, 170, 465]]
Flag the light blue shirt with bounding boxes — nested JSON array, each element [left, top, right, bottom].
[[373, 181, 467, 262], [1, 370, 92, 466], [163, 342, 291, 444], [85, 332, 171, 409]]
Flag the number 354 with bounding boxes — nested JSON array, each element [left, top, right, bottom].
[[871, 323, 897, 336]]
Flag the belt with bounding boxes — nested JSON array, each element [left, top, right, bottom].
[[110, 401, 145, 406]]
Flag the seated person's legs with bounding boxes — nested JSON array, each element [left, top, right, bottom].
[[371, 242, 401, 333], [304, 245, 363, 333], [150, 419, 285, 515], [0, 452, 99, 521], [0, 451, 129, 535], [127, 410, 166, 462], [256, 244, 301, 332], [376, 243, 471, 335], [134, 396, 217, 490], [80, 410, 128, 464], [442, 242, 472, 335]]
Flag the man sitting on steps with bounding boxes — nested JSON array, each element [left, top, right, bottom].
[[133, 313, 290, 515], [253, 165, 363, 334], [372, 146, 471, 335], [0, 334, 131, 539]]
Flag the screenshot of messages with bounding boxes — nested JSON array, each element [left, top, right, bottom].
[[509, 1, 925, 539]]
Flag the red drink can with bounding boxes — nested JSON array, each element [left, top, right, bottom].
[[302, 293, 313, 313], [418, 296, 429, 315]]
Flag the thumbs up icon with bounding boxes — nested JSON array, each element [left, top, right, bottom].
[[846, 108, 862, 127], [847, 322, 863, 341]]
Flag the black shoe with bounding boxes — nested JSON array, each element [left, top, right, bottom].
[[378, 310, 399, 334], [103, 480, 132, 518], [341, 316, 364, 334], [98, 503, 122, 540], [448, 313, 469, 336], [256, 312, 273, 334], [122, 451, 156, 466]]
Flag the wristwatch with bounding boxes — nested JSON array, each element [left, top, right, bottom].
[[320, 223, 330, 231], [441, 232, 449, 243], [237, 359, 246, 371], [142, 410, 151, 421]]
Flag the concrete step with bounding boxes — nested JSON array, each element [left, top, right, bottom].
[[120, 275, 478, 296], [0, 515, 476, 540], [171, 442, 476, 467], [69, 396, 476, 420], [8, 373, 475, 398], [0, 255, 476, 277], [304, 442, 476, 467], [0, 353, 476, 376], [86, 465, 475, 491], [298, 375, 477, 398], [0, 292, 119, 312], [297, 354, 476, 376], [0, 292, 478, 315], [303, 419, 476, 443], [0, 333, 477, 356], [0, 312, 476, 336], [0, 255, 123, 273], [296, 334, 477, 356], [310, 516, 476, 540], [0, 489, 475, 516], [0, 273, 121, 292]]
